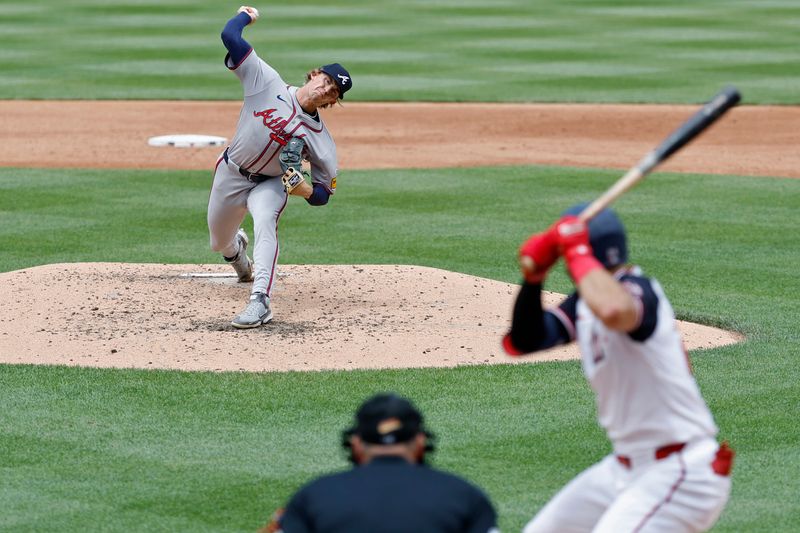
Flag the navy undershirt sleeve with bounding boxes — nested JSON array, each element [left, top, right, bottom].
[[221, 12, 253, 65], [306, 184, 331, 206], [508, 282, 572, 353]]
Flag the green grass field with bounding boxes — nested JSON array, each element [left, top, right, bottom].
[[2, 0, 800, 531], [1, 0, 799, 103], [2, 166, 799, 531]]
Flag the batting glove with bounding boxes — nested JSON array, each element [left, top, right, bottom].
[[518, 224, 559, 284], [555, 215, 604, 285]]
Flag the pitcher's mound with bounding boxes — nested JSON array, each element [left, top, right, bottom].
[[0, 263, 742, 372]]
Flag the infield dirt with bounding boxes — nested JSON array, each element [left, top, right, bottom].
[[1, 100, 777, 371]]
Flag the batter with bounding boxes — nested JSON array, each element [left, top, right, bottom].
[[207, 5, 352, 328], [504, 204, 733, 532]]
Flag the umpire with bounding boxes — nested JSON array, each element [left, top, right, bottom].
[[268, 393, 499, 533]]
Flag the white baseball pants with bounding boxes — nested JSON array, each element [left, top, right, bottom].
[[523, 438, 732, 533]]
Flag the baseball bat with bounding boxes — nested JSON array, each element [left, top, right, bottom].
[[578, 86, 741, 221]]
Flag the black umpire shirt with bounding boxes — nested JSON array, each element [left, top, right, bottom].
[[279, 456, 498, 533]]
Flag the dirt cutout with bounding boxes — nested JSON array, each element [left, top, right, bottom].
[[2, 101, 798, 177], [0, 100, 771, 372]]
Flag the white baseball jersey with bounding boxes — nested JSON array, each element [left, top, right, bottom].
[[225, 49, 338, 192], [524, 266, 731, 532], [570, 266, 718, 457]]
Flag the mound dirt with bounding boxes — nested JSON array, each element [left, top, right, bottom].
[[0, 263, 741, 372]]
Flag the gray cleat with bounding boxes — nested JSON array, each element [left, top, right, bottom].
[[231, 292, 272, 329], [225, 228, 254, 282]]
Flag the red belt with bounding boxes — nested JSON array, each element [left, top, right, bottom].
[[616, 442, 686, 469]]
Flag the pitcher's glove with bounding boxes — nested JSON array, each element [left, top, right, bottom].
[[279, 137, 308, 193]]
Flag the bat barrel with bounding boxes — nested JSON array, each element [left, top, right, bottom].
[[644, 86, 741, 173], [578, 86, 741, 223]]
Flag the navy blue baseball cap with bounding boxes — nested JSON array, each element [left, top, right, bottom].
[[319, 63, 353, 99], [562, 203, 628, 269]]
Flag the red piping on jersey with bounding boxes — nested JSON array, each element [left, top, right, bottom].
[[296, 117, 324, 133], [228, 48, 254, 71], [254, 124, 304, 175], [613, 265, 637, 279], [209, 153, 225, 203], [289, 85, 325, 133], [632, 453, 687, 532], [550, 306, 576, 340], [265, 192, 289, 296], [244, 137, 275, 172], [631, 292, 644, 330]]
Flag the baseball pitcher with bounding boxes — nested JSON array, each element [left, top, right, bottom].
[[207, 6, 353, 328]]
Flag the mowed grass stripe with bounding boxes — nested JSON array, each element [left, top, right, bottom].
[[1, 0, 799, 102]]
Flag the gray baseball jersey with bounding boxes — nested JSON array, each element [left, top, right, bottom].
[[226, 49, 338, 191], [208, 49, 338, 297]]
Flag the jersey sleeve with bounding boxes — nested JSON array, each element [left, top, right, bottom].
[[225, 48, 283, 98], [620, 274, 659, 342], [220, 12, 253, 65], [309, 147, 338, 194]]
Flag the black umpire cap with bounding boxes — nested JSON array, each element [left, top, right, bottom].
[[347, 393, 424, 445]]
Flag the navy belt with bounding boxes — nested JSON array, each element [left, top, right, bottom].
[[223, 149, 278, 183]]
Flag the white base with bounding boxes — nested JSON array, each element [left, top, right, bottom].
[[148, 134, 227, 148]]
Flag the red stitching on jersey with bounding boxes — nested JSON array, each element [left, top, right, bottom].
[[632, 454, 687, 532]]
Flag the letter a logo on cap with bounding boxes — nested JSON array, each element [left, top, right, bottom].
[[338, 74, 350, 84]]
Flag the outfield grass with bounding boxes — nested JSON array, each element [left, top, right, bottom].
[[1, 0, 799, 103], [1, 166, 799, 531]]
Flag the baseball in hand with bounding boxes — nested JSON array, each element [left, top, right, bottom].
[[238, 6, 260, 22]]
